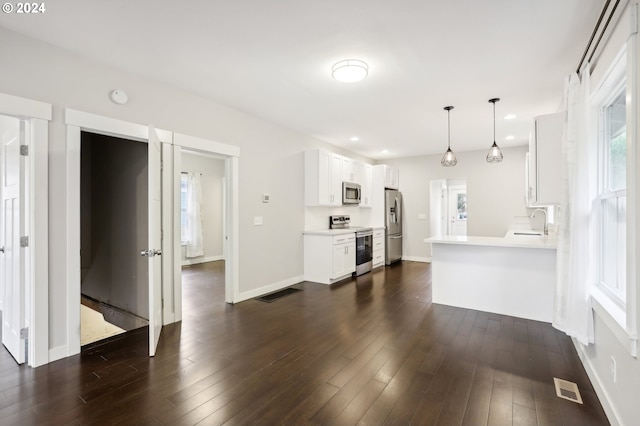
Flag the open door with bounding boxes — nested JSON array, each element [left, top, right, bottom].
[[1, 116, 26, 364], [142, 126, 163, 356]]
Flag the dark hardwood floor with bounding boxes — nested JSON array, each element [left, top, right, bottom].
[[0, 261, 609, 425]]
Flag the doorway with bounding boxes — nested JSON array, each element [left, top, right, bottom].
[[79, 132, 150, 346], [429, 179, 468, 237], [179, 150, 226, 317]]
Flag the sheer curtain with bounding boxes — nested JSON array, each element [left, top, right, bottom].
[[554, 69, 595, 345], [186, 172, 204, 258]]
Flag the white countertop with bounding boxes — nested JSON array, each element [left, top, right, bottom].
[[303, 229, 356, 236], [425, 235, 557, 249]]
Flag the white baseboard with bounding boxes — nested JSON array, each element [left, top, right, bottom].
[[181, 255, 223, 266], [48, 345, 70, 363], [572, 338, 620, 426], [234, 275, 304, 303], [402, 256, 431, 263]]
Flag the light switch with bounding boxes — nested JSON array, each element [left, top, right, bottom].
[[253, 216, 263, 226]]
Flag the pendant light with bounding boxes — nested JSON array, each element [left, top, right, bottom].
[[486, 98, 504, 163], [441, 106, 457, 167]]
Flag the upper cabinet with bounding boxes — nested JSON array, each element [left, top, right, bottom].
[[305, 149, 343, 206], [357, 162, 373, 208], [527, 112, 563, 206], [305, 149, 376, 208], [381, 164, 400, 189]]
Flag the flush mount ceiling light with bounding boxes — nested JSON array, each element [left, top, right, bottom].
[[331, 59, 368, 83], [486, 98, 504, 163], [441, 106, 457, 167]]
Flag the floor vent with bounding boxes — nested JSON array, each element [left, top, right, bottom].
[[256, 287, 302, 303], [554, 378, 583, 404]]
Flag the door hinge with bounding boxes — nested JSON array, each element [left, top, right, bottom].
[[161, 299, 164, 309], [20, 145, 29, 156], [20, 236, 29, 248], [20, 327, 28, 339]]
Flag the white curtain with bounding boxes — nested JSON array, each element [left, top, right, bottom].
[[186, 172, 204, 258], [553, 69, 595, 345]]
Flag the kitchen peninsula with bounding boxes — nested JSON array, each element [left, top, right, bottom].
[[426, 235, 557, 322]]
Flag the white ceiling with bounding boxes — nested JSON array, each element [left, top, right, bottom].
[[0, 0, 603, 159]]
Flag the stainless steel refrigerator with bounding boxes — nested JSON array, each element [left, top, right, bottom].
[[385, 189, 403, 265]]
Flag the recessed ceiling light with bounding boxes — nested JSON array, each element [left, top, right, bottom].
[[505, 135, 515, 140], [504, 114, 517, 120], [350, 136, 359, 142], [332, 59, 368, 83], [381, 149, 389, 154]]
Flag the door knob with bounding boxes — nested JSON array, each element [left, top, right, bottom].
[[140, 249, 162, 257]]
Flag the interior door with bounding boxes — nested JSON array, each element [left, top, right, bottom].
[[1, 116, 26, 364], [145, 126, 162, 356], [448, 187, 467, 236]]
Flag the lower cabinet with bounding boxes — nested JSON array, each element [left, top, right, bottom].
[[304, 233, 356, 284], [373, 229, 385, 269]]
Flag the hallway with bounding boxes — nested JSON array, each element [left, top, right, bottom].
[[0, 261, 608, 425]]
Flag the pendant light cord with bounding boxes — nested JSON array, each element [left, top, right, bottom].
[[447, 109, 451, 149], [493, 101, 496, 143]]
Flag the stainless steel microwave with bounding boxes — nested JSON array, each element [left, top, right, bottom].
[[342, 181, 361, 204]]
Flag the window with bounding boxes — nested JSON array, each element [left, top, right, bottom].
[[180, 172, 188, 243], [596, 81, 627, 306]]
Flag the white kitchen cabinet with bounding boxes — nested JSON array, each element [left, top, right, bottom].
[[381, 164, 400, 189], [332, 236, 356, 279], [372, 228, 385, 268], [303, 232, 356, 284], [356, 162, 373, 208], [527, 112, 563, 206], [305, 149, 343, 206], [342, 157, 356, 182]]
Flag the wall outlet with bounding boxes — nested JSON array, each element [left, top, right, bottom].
[[610, 356, 617, 383], [253, 216, 263, 226]]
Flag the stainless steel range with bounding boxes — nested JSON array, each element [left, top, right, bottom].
[[329, 215, 373, 276]]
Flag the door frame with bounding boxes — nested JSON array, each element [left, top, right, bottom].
[[171, 133, 239, 315], [0, 92, 51, 367], [64, 109, 240, 357], [65, 109, 173, 357]]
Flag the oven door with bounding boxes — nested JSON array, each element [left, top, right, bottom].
[[356, 233, 373, 264]]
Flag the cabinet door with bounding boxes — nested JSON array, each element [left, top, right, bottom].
[[330, 153, 343, 205], [344, 243, 356, 273], [383, 165, 399, 189], [342, 157, 355, 182], [358, 163, 373, 208], [332, 242, 355, 278]]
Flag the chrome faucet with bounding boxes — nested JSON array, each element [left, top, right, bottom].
[[530, 208, 548, 235]]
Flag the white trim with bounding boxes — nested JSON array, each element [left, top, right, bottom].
[[66, 124, 81, 357], [64, 109, 172, 144], [172, 146, 182, 323], [0, 93, 51, 367], [0, 93, 51, 120], [181, 255, 223, 266], [161, 142, 175, 325], [402, 256, 431, 263], [572, 338, 620, 426], [226, 156, 240, 303], [174, 133, 240, 157], [234, 275, 304, 303], [48, 345, 69, 364], [29, 118, 49, 367]]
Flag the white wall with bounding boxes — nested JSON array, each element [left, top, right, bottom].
[[0, 28, 370, 356], [383, 146, 529, 260], [181, 152, 224, 264]]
